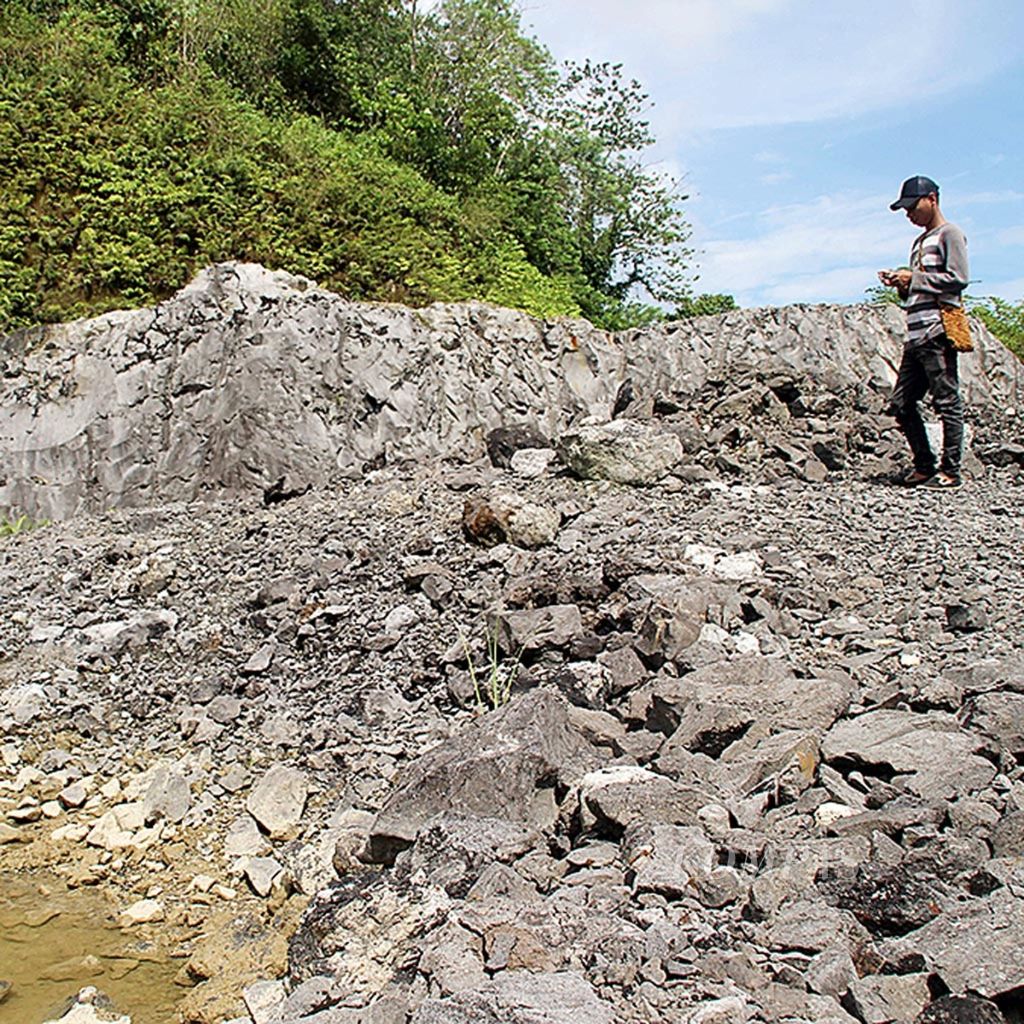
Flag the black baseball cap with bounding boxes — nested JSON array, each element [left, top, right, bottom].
[[890, 175, 939, 210]]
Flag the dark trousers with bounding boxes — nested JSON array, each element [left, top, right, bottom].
[[888, 335, 963, 477]]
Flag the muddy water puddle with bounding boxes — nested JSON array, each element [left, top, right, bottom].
[[0, 875, 182, 1024]]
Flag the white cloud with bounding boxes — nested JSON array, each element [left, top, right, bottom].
[[693, 192, 911, 303], [977, 276, 1024, 301], [524, 0, 793, 67], [995, 226, 1024, 246], [524, 0, 1024, 135], [762, 267, 881, 306], [960, 190, 1024, 206]]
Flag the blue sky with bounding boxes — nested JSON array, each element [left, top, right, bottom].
[[522, 0, 1024, 308]]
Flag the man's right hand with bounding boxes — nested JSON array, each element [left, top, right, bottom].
[[878, 269, 910, 297]]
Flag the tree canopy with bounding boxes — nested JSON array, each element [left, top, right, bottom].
[[0, 0, 704, 333]]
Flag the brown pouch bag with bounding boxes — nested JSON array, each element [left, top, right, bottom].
[[940, 303, 974, 352]]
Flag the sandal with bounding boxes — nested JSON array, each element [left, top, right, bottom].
[[921, 473, 962, 490], [901, 469, 934, 487]]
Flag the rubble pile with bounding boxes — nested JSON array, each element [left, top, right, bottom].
[[1, 266, 1023, 1024]]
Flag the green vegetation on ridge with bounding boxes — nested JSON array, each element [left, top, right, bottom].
[[0, 0, 710, 333]]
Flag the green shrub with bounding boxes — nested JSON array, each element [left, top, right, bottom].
[[459, 618, 526, 711], [0, 8, 581, 332], [968, 296, 1024, 360]]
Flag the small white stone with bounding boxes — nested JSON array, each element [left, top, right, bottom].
[[244, 979, 288, 1024], [112, 801, 145, 831], [12, 766, 45, 792], [697, 803, 732, 836], [59, 781, 88, 809], [51, 822, 90, 843], [383, 603, 420, 635], [815, 802, 857, 828], [85, 811, 133, 851], [715, 551, 763, 582], [119, 898, 164, 924], [685, 996, 750, 1024], [509, 447, 556, 478], [99, 779, 122, 800], [733, 631, 760, 655]]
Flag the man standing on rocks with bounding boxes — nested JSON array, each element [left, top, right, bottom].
[[879, 175, 969, 489]]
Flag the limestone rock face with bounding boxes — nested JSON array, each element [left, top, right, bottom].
[[3, 262, 1022, 521]]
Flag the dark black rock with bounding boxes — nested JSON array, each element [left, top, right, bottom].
[[946, 603, 990, 634], [916, 994, 1007, 1024], [486, 424, 550, 468], [612, 379, 635, 418], [976, 442, 1024, 467], [816, 862, 942, 936]]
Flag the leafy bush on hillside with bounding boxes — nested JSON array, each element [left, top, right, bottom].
[[0, 0, 696, 332], [968, 296, 1024, 360], [0, 9, 583, 329]]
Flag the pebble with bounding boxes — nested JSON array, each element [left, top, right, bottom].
[[119, 898, 165, 925]]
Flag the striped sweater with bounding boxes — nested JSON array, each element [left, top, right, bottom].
[[904, 222, 969, 347]]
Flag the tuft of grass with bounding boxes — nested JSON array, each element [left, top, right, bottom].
[[458, 617, 527, 712], [0, 513, 49, 538]]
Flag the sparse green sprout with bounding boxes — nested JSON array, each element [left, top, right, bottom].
[[458, 616, 527, 712], [0, 513, 49, 538]]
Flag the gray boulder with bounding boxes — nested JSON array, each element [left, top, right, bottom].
[[395, 813, 539, 897], [577, 764, 706, 834], [493, 605, 583, 653], [246, 765, 309, 840], [142, 763, 191, 825], [641, 656, 851, 744], [822, 710, 995, 799], [623, 574, 710, 661], [410, 970, 615, 1024], [366, 690, 600, 863], [461, 491, 560, 549], [959, 691, 1024, 758], [557, 420, 684, 485], [887, 889, 1024, 999], [845, 974, 931, 1024]]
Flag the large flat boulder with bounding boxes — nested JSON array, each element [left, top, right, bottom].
[[886, 890, 1024, 999], [410, 970, 615, 1024], [366, 690, 601, 863], [822, 710, 996, 799]]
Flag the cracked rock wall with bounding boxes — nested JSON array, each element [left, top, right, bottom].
[[1, 261, 1021, 521]]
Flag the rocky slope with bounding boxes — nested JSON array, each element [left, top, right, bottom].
[[2, 267, 1024, 1024]]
